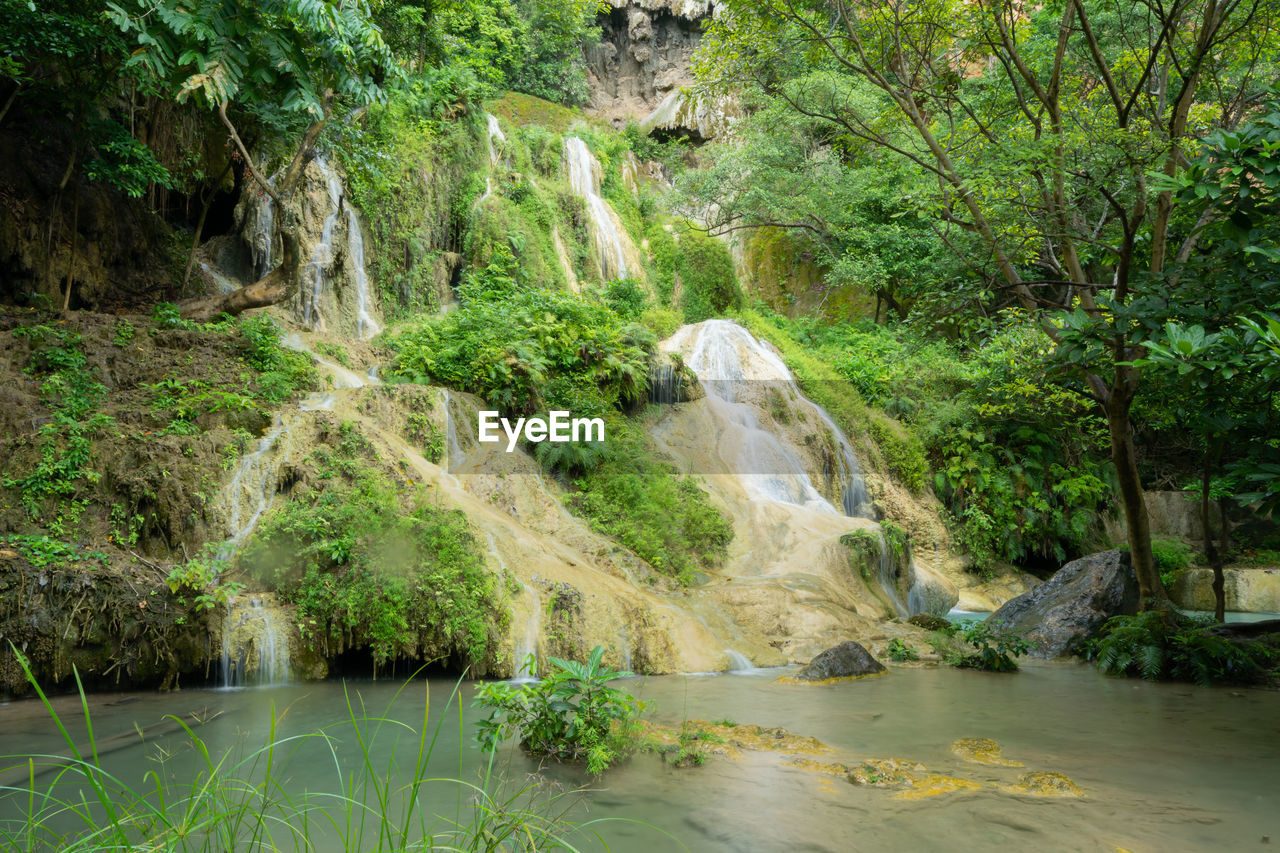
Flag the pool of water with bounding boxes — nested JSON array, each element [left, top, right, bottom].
[[2, 663, 1277, 851]]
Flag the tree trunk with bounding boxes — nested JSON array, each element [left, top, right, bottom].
[[1106, 392, 1167, 608], [1202, 452, 1226, 622], [179, 207, 301, 322]]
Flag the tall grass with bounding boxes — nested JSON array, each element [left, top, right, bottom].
[[0, 651, 668, 851]]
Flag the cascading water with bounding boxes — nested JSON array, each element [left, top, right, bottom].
[[344, 208, 381, 341], [669, 320, 838, 510], [220, 595, 292, 687], [487, 531, 540, 681], [300, 154, 344, 331], [486, 113, 506, 166], [668, 320, 872, 516], [248, 169, 279, 280], [217, 338, 380, 685], [648, 362, 682, 405], [663, 320, 913, 618], [564, 136, 629, 281]]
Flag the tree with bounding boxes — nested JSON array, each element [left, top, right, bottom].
[[105, 0, 399, 320], [699, 0, 1280, 607]]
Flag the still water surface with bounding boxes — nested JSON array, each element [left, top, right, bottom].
[[2, 662, 1277, 852]]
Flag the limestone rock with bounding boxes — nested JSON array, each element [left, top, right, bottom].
[[988, 550, 1138, 658], [1172, 567, 1280, 613], [906, 559, 959, 617], [791, 641, 886, 681]]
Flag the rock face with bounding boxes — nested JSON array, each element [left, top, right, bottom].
[[989, 550, 1139, 658], [791, 641, 886, 681], [585, 2, 706, 130], [1172, 567, 1280, 613]]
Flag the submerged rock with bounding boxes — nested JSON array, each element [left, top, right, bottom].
[[790, 641, 886, 681], [988, 550, 1138, 658]]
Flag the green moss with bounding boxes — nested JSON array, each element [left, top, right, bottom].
[[242, 426, 501, 670], [678, 229, 741, 322]]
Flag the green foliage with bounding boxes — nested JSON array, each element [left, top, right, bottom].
[[657, 722, 724, 768], [82, 117, 172, 197], [111, 318, 135, 347], [640, 306, 682, 339], [474, 645, 644, 774], [1085, 611, 1278, 686], [241, 438, 498, 668], [106, 0, 397, 121], [386, 259, 654, 416], [0, 534, 110, 570], [948, 620, 1031, 672], [147, 377, 256, 435], [2, 325, 113, 518], [886, 638, 918, 662], [678, 229, 742, 322], [1151, 538, 1194, 587], [235, 315, 316, 403], [568, 422, 733, 584], [2, 660, 626, 850], [338, 73, 486, 319], [165, 544, 244, 611], [603, 278, 650, 321]]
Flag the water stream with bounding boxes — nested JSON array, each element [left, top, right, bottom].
[[214, 337, 379, 685], [564, 136, 629, 281], [3, 665, 1276, 851]]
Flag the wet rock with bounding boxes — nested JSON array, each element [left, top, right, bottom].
[[906, 559, 959, 617], [791, 641, 886, 681], [988, 550, 1138, 658]]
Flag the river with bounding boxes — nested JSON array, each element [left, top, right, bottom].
[[2, 662, 1277, 851]]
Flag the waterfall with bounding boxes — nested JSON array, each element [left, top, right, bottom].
[[648, 362, 682, 404], [344, 208, 381, 341], [221, 423, 288, 556], [667, 320, 872, 516], [221, 595, 292, 687], [300, 154, 344, 331], [487, 531, 540, 681], [248, 171, 278, 280], [563, 136, 629, 281], [724, 649, 755, 672], [486, 113, 506, 166]]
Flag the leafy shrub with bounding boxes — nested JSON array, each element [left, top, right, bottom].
[[678, 229, 742, 322], [887, 638, 919, 661], [603, 277, 649, 320], [1152, 538, 1193, 586], [236, 315, 317, 403], [568, 422, 733, 584], [3, 325, 113, 517], [1085, 611, 1277, 686], [948, 620, 1031, 672], [386, 258, 654, 416], [640, 306, 682, 339], [475, 645, 644, 774], [241, 437, 498, 668]]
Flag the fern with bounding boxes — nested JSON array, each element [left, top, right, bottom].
[[1086, 611, 1277, 686]]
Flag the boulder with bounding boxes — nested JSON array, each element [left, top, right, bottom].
[[988, 550, 1138, 658], [906, 560, 959, 617], [791, 641, 886, 681]]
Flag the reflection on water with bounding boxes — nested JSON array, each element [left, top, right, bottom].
[[2, 664, 1278, 851]]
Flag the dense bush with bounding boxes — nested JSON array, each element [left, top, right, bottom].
[[385, 247, 654, 415], [568, 422, 734, 584], [744, 308, 1114, 572], [947, 620, 1032, 672], [241, 424, 499, 668], [678, 229, 742, 322], [1085, 611, 1278, 686], [475, 645, 644, 774]]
